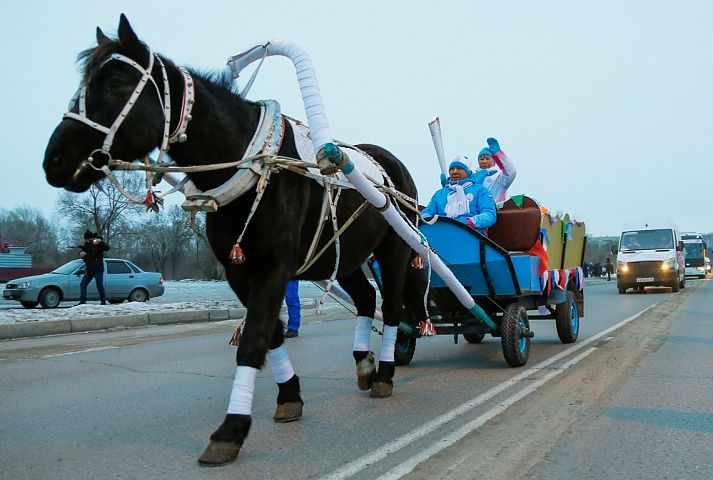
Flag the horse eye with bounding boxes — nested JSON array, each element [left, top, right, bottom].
[[106, 76, 125, 91]]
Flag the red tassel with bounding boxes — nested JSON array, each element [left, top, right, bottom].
[[228, 325, 241, 346], [411, 256, 425, 270], [419, 320, 437, 336], [229, 243, 245, 264], [142, 190, 163, 213]]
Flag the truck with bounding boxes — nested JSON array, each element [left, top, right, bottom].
[[682, 232, 708, 279], [612, 221, 686, 293]]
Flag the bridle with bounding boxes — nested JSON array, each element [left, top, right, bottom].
[[63, 47, 195, 179]]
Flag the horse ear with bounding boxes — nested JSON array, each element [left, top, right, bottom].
[[96, 27, 110, 46], [117, 14, 149, 64]]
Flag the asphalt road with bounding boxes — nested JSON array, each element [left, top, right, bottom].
[[0, 278, 709, 479]]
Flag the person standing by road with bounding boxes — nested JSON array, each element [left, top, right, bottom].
[[605, 258, 613, 281], [284, 280, 301, 338], [77, 230, 110, 306]]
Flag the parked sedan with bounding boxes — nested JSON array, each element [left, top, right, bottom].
[[2, 258, 165, 308]]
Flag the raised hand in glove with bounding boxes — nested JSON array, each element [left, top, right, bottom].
[[486, 137, 501, 154]]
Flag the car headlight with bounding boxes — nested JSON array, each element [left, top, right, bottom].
[[696, 266, 704, 271], [661, 259, 674, 271], [16, 282, 31, 289], [617, 261, 628, 273]]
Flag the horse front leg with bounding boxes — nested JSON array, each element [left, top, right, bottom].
[[267, 317, 303, 422], [198, 271, 289, 466]]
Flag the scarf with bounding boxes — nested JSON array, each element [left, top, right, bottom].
[[444, 180, 474, 218]]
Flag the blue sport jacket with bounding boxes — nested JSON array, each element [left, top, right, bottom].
[[421, 176, 497, 232]]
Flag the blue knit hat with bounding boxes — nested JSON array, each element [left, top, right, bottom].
[[448, 155, 472, 176], [478, 147, 494, 158]]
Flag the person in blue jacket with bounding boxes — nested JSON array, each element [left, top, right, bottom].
[[284, 280, 301, 338], [421, 155, 497, 233]]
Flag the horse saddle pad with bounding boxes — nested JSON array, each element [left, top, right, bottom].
[[287, 118, 385, 187]]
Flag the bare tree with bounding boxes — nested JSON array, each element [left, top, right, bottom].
[[55, 171, 146, 247], [0, 205, 61, 266]]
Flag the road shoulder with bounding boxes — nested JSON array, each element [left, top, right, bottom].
[[406, 280, 706, 480]]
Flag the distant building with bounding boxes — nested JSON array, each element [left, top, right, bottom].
[[0, 237, 52, 282], [0, 237, 32, 267]]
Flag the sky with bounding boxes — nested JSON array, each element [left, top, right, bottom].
[[1, 1, 711, 236]]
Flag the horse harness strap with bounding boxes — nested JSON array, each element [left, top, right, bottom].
[[295, 198, 371, 276], [64, 49, 195, 178]]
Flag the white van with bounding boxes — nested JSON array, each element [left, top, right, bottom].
[[612, 222, 686, 293]]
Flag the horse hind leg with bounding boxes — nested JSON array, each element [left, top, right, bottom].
[[370, 235, 412, 399], [337, 269, 377, 391], [267, 317, 303, 422]]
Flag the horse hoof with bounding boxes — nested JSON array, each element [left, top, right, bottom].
[[369, 381, 393, 399], [274, 401, 303, 423], [356, 352, 376, 391], [198, 441, 242, 466]]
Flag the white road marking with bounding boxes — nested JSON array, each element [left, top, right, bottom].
[[320, 303, 658, 480], [380, 347, 598, 480], [40, 346, 119, 358]]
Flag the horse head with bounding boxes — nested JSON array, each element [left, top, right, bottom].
[[43, 14, 167, 192]]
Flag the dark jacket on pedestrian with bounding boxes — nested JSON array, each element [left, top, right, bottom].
[[79, 232, 110, 273]]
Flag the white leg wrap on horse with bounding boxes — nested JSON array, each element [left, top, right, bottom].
[[227, 366, 258, 415], [353, 316, 373, 352], [267, 345, 295, 384], [379, 325, 398, 362]]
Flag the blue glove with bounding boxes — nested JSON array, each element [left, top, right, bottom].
[[471, 169, 489, 184], [486, 137, 501, 154], [471, 169, 497, 184], [440, 172, 448, 186]]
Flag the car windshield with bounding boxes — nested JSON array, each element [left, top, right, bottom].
[[51, 259, 84, 274], [620, 229, 674, 251]]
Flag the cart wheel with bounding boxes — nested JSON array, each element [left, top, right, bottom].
[[501, 303, 530, 367], [394, 329, 416, 366], [463, 333, 485, 344], [555, 290, 579, 344]]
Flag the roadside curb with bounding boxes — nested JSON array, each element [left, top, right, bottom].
[[0, 308, 247, 341], [0, 299, 355, 340]]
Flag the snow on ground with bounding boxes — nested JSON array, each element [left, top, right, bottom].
[[0, 280, 352, 325]]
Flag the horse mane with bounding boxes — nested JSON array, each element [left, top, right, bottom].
[[77, 38, 240, 96], [77, 41, 123, 84]]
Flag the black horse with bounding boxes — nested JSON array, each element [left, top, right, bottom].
[[43, 15, 423, 466]]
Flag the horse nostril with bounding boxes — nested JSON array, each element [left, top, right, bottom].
[[52, 155, 63, 166], [44, 154, 65, 175]]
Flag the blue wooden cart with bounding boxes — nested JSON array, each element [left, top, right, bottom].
[[390, 196, 586, 367]]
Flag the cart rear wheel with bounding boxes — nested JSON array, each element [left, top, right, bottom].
[[394, 329, 416, 366], [501, 303, 530, 367], [463, 333, 485, 344], [555, 290, 579, 343]]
